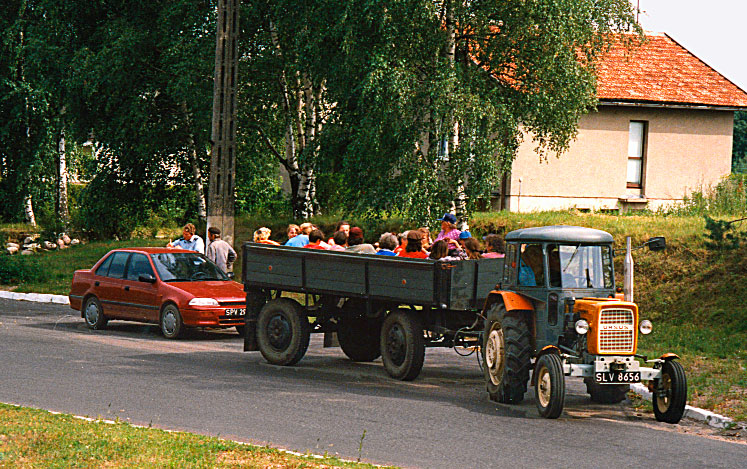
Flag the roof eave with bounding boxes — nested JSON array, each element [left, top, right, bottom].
[[598, 99, 746, 111]]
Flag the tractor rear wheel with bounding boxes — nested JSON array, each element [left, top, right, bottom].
[[482, 304, 532, 404]]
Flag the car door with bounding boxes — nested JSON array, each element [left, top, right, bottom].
[[121, 253, 159, 321], [96, 251, 133, 319]]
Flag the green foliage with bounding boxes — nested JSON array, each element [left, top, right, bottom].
[[732, 110, 747, 173], [703, 215, 747, 250], [0, 255, 47, 284]]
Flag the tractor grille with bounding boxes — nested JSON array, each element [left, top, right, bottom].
[[597, 308, 635, 354]]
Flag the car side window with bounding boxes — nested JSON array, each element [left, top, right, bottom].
[[125, 253, 155, 281], [106, 252, 130, 279], [95, 254, 114, 277]]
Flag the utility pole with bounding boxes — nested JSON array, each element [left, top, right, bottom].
[[207, 0, 239, 247]]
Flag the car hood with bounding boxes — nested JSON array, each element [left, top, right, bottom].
[[171, 281, 245, 302]]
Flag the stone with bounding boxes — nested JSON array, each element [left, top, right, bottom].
[[23, 236, 34, 245], [62, 234, 71, 245], [43, 240, 56, 250], [57, 239, 65, 249], [6, 242, 19, 249], [70, 238, 80, 246], [6, 246, 18, 255], [20, 250, 33, 255]]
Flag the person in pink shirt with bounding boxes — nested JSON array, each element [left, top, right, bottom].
[[434, 213, 461, 244], [328, 230, 347, 251], [482, 234, 505, 258]]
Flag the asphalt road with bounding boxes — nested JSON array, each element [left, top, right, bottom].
[[0, 299, 744, 468]]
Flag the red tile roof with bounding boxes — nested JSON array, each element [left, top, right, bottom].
[[596, 32, 747, 108]]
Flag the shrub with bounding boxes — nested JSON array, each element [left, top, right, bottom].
[[0, 256, 47, 284]]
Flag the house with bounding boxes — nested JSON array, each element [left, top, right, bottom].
[[497, 32, 747, 212]]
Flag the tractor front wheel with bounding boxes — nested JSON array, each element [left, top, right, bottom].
[[653, 359, 687, 424]]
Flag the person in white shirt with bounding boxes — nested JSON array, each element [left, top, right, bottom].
[[167, 223, 205, 254]]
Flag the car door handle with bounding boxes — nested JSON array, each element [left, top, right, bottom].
[[124, 286, 130, 291], [95, 281, 100, 287]]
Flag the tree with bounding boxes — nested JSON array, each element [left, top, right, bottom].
[[733, 111, 747, 173]]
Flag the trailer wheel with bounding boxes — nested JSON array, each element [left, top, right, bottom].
[[534, 353, 565, 419], [338, 313, 382, 362], [483, 304, 532, 404], [653, 359, 687, 424], [380, 309, 425, 381], [257, 298, 310, 366], [584, 378, 629, 404]]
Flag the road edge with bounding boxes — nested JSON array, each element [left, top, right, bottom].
[[1, 289, 735, 430]]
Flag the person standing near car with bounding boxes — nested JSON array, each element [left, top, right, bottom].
[[206, 227, 237, 273], [167, 223, 205, 254]]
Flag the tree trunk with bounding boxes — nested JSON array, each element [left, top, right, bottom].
[[56, 128, 70, 226], [24, 195, 36, 226], [181, 102, 207, 222]]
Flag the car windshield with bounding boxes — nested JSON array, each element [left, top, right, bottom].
[[548, 244, 613, 289], [150, 252, 229, 282]]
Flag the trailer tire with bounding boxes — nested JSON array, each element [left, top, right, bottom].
[[534, 353, 565, 418], [653, 359, 687, 424], [584, 378, 629, 404], [338, 314, 382, 362], [257, 298, 310, 366], [380, 309, 425, 381], [483, 304, 532, 404]]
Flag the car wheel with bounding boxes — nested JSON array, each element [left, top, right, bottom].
[[160, 304, 184, 339], [256, 298, 310, 366], [653, 359, 687, 424], [380, 309, 425, 381], [83, 296, 108, 330]]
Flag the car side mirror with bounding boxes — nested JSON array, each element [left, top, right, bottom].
[[138, 273, 157, 284], [227, 272, 235, 280], [647, 237, 666, 251]]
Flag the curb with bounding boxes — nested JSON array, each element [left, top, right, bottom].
[[630, 383, 734, 429], [0, 290, 69, 305], [0, 290, 735, 430]]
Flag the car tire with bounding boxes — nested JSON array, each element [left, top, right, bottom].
[[160, 304, 184, 339], [83, 296, 108, 330], [584, 378, 629, 404], [653, 359, 687, 424], [256, 298, 310, 366], [534, 353, 566, 419], [380, 309, 425, 381], [483, 303, 532, 404]]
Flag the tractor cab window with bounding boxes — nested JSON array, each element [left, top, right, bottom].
[[518, 244, 545, 287], [550, 244, 613, 289]]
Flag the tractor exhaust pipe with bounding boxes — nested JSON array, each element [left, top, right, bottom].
[[624, 236, 633, 302]]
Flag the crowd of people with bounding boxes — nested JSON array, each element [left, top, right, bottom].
[[252, 214, 506, 262], [164, 213, 506, 276]]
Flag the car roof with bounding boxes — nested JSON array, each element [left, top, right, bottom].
[[110, 247, 195, 255], [505, 225, 614, 244]]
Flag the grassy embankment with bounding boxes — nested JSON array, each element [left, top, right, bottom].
[[0, 403, 379, 468], [1, 211, 745, 421]]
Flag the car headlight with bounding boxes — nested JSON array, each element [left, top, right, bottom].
[[575, 319, 589, 335], [639, 319, 653, 335], [189, 297, 219, 306]]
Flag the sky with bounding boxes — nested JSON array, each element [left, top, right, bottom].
[[632, 0, 747, 91]]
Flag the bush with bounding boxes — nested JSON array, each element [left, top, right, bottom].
[[670, 174, 747, 216]]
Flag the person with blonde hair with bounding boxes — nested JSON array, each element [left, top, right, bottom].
[[254, 227, 279, 245], [167, 223, 204, 254], [286, 222, 313, 247]]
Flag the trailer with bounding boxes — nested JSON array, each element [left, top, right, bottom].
[[241, 226, 687, 422], [242, 242, 501, 380]]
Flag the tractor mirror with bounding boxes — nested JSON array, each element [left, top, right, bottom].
[[647, 237, 666, 251]]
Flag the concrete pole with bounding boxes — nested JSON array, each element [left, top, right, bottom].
[[207, 0, 239, 247]]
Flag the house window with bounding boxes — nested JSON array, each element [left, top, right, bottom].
[[627, 121, 647, 188]]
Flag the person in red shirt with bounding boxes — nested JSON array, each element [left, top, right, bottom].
[[304, 229, 328, 250], [397, 230, 428, 259]]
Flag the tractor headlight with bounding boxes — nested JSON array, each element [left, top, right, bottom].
[[575, 319, 589, 335], [639, 319, 653, 335], [189, 297, 219, 306]]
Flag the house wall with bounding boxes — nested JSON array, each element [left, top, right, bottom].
[[504, 106, 734, 212]]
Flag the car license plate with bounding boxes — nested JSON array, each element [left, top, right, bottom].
[[595, 371, 640, 384], [225, 308, 246, 316]]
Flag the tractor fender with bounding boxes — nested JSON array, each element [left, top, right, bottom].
[[483, 290, 534, 314], [659, 352, 680, 360]]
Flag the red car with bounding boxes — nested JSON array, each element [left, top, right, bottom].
[[69, 247, 246, 339]]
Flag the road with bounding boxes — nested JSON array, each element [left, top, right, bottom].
[[0, 299, 744, 468]]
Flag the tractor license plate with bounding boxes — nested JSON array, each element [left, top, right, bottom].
[[595, 371, 640, 384], [225, 308, 246, 316]]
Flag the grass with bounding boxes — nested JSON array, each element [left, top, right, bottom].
[[0, 403, 380, 468], [3, 211, 746, 421]]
